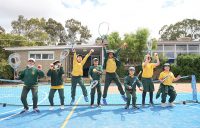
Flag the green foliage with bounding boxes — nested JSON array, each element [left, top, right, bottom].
[[159, 19, 200, 41], [171, 54, 200, 80]]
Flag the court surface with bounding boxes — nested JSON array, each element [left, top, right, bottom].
[[0, 83, 199, 128]]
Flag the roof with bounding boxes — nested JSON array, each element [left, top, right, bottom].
[[4, 45, 103, 51], [158, 41, 200, 45]]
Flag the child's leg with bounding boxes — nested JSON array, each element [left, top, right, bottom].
[[142, 91, 146, 105], [21, 86, 31, 109], [90, 87, 96, 105], [102, 73, 112, 98], [78, 77, 88, 97], [149, 92, 153, 104], [125, 90, 131, 107], [58, 89, 65, 105], [161, 92, 167, 103], [132, 91, 137, 106], [71, 76, 78, 100], [31, 86, 39, 109], [96, 84, 102, 105], [113, 73, 125, 95], [168, 86, 177, 103], [49, 89, 57, 106]]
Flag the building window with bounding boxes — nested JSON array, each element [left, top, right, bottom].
[[188, 45, 199, 51], [29, 51, 54, 60], [164, 52, 174, 59], [176, 45, 187, 51], [164, 45, 175, 51], [157, 45, 163, 51]]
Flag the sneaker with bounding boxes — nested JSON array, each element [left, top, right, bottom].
[[168, 102, 176, 107], [97, 104, 102, 108], [102, 98, 107, 105], [33, 108, 40, 113], [70, 99, 75, 105], [84, 96, 89, 102], [161, 103, 167, 108], [90, 104, 95, 108], [132, 105, 139, 109], [149, 102, 154, 107], [60, 105, 65, 110], [49, 106, 54, 110], [124, 105, 129, 109], [121, 95, 127, 102], [20, 108, 29, 114]]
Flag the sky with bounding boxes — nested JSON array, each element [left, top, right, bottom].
[[0, 0, 200, 42]]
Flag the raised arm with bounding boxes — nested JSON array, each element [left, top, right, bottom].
[[81, 49, 94, 65]]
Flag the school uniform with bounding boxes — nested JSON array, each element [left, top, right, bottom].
[[19, 66, 44, 110], [47, 67, 65, 106], [88, 65, 103, 105]]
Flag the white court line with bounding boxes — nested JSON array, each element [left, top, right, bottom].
[[0, 90, 48, 121]]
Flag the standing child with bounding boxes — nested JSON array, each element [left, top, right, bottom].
[[158, 63, 180, 107], [124, 67, 143, 109], [89, 58, 103, 107], [70, 48, 94, 105], [141, 53, 160, 106], [47, 60, 65, 110], [18, 58, 44, 113], [102, 44, 127, 105]]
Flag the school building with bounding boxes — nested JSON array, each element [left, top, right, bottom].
[[4, 45, 104, 78], [4, 40, 200, 78]]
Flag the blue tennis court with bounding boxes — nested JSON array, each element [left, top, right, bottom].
[[0, 84, 200, 128]]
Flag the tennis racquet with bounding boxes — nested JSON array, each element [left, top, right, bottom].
[[90, 80, 99, 89]]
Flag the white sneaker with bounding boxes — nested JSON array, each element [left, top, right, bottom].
[[49, 106, 54, 110], [161, 103, 167, 108], [60, 105, 65, 110], [168, 102, 176, 107]]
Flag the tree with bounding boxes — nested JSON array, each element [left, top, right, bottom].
[[0, 26, 5, 34], [159, 19, 200, 41], [11, 15, 27, 35], [65, 19, 92, 45], [44, 18, 65, 45], [120, 28, 150, 66], [0, 33, 37, 79]]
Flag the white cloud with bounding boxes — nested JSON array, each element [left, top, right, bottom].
[[0, 0, 200, 43]]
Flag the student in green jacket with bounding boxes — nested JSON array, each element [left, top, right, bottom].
[[47, 60, 65, 110], [124, 67, 143, 109], [88, 58, 103, 107], [18, 58, 44, 113]]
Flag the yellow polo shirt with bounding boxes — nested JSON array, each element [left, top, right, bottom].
[[159, 71, 175, 85], [142, 63, 156, 78], [71, 52, 91, 76], [106, 58, 117, 73]]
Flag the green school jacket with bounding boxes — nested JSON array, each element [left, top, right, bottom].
[[124, 76, 143, 91], [88, 65, 103, 80], [47, 67, 64, 86], [19, 66, 44, 86]]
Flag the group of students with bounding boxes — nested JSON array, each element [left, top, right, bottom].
[[18, 45, 181, 113]]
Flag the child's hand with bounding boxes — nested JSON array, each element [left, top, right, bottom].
[[154, 53, 159, 59], [128, 86, 132, 89], [37, 65, 42, 70], [139, 87, 143, 91], [177, 75, 181, 80], [50, 64, 54, 69], [72, 48, 76, 53], [89, 77, 93, 81], [90, 49, 94, 53]]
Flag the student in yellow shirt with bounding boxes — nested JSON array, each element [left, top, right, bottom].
[[102, 44, 127, 105], [70, 48, 94, 105], [158, 63, 180, 107], [141, 53, 160, 107]]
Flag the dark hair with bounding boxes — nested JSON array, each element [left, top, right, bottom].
[[77, 54, 83, 58]]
